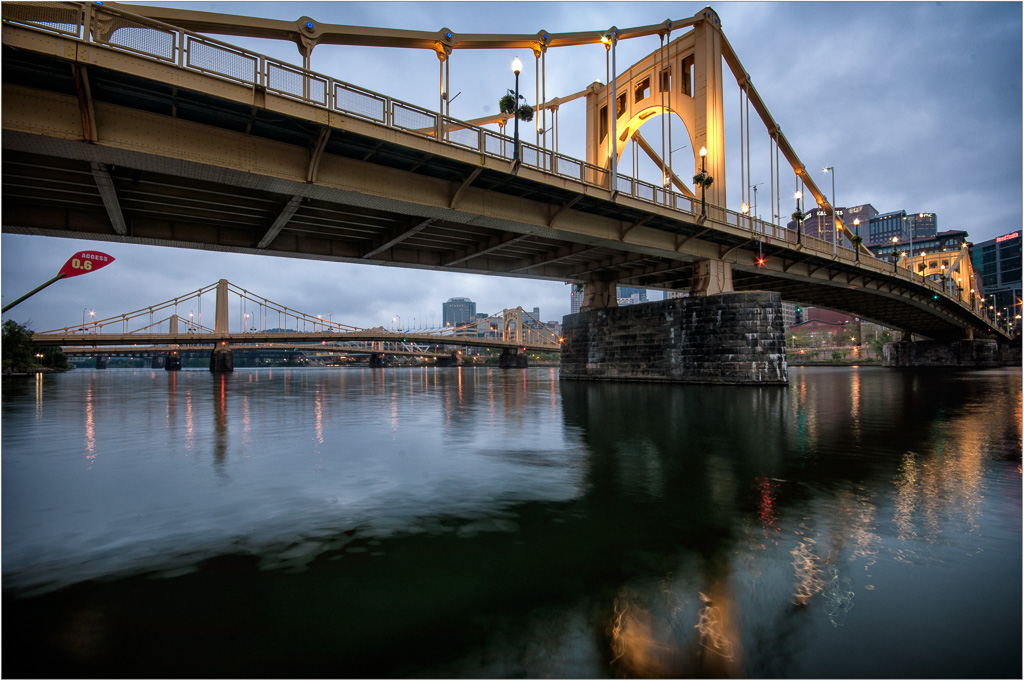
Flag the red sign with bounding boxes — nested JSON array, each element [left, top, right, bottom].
[[58, 251, 115, 278], [996, 232, 1019, 243]]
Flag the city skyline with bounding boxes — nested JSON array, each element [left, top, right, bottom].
[[2, 2, 1020, 332]]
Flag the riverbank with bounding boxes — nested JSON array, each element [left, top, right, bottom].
[[2, 366, 73, 377]]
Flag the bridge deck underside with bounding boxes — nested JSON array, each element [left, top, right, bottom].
[[0, 39, 998, 342]]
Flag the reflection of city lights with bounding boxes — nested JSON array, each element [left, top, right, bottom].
[[822, 566, 855, 627], [695, 592, 735, 662], [894, 452, 918, 540], [791, 540, 823, 605], [35, 372, 43, 419], [84, 382, 96, 466], [608, 597, 667, 677], [756, 475, 780, 548]]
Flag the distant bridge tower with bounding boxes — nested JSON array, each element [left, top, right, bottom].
[[503, 307, 524, 344], [214, 279, 229, 335], [210, 279, 233, 372], [586, 6, 725, 206]]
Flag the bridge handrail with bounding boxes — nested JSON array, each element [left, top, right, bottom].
[[4, 2, 982, 313]]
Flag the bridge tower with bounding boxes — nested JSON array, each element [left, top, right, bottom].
[[209, 279, 233, 372], [214, 279, 229, 335], [586, 7, 725, 208]]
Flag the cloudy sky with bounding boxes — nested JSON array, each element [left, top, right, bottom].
[[2, 1, 1021, 332]]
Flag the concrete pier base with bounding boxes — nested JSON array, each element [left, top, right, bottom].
[[94, 355, 107, 370], [209, 347, 234, 373], [499, 348, 528, 369], [369, 352, 388, 368], [560, 292, 787, 384], [883, 339, 1000, 368], [435, 351, 462, 367], [165, 354, 182, 371]]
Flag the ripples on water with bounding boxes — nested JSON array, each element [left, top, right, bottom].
[[2, 366, 1020, 678]]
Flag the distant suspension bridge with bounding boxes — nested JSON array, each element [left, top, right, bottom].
[[30, 279, 563, 359]]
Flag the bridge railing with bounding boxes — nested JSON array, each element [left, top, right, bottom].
[[3, 2, 980, 314]]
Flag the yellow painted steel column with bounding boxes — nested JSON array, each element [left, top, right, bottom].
[[214, 279, 229, 335]]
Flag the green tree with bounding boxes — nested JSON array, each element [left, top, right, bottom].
[[38, 345, 69, 370], [868, 330, 894, 357], [2, 320, 35, 372]]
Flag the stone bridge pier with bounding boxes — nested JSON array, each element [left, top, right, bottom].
[[499, 348, 528, 369], [435, 351, 463, 367], [561, 261, 787, 385]]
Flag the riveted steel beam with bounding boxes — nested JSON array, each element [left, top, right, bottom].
[[257, 195, 303, 249], [89, 162, 128, 235]]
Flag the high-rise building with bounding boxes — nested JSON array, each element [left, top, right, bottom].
[[842, 204, 879, 241], [909, 212, 937, 240], [570, 285, 584, 314], [442, 297, 476, 327], [786, 203, 878, 247], [970, 231, 1021, 323], [866, 229, 969, 259], [617, 287, 648, 305], [868, 210, 909, 245]]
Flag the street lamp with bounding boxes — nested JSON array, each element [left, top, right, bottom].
[[793, 190, 805, 245], [822, 167, 837, 255], [891, 236, 899, 272], [853, 218, 861, 261], [694, 146, 712, 217], [511, 56, 522, 162], [751, 182, 763, 223]]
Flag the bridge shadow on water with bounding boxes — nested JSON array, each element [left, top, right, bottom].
[[2, 367, 1020, 678]]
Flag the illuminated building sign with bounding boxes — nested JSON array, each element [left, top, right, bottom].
[[995, 232, 1019, 243]]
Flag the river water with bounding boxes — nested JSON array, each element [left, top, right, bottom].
[[2, 365, 1021, 678]]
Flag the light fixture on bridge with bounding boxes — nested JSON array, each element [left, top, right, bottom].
[[792, 191, 805, 245], [511, 57, 523, 163], [694, 146, 712, 218]]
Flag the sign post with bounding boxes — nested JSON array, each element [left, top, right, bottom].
[[2, 251, 115, 313]]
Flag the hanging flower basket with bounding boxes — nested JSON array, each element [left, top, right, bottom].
[[499, 91, 517, 115], [499, 89, 534, 122], [792, 210, 805, 222], [850, 235, 863, 246], [692, 172, 713, 188]]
